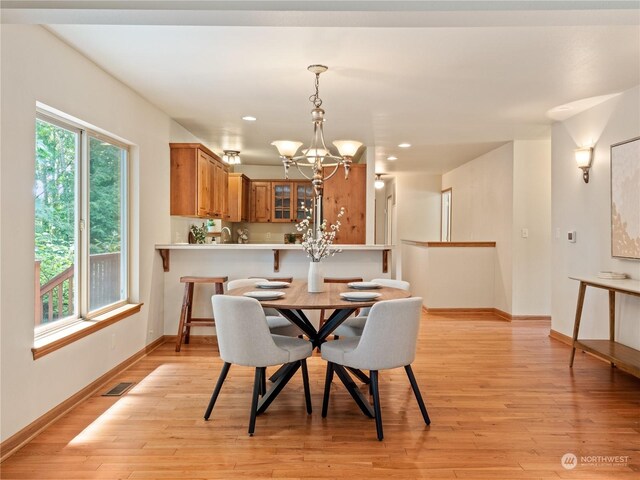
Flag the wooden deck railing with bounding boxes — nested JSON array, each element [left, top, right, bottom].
[[35, 252, 121, 325]]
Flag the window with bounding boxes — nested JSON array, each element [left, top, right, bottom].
[[34, 113, 129, 337], [441, 188, 452, 242]]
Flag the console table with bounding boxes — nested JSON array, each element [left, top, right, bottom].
[[569, 276, 640, 378]]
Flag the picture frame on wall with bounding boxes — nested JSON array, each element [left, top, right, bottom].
[[611, 136, 640, 260]]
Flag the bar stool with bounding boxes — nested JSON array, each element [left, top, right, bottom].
[[176, 276, 228, 352]]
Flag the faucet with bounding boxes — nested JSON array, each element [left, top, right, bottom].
[[220, 227, 231, 244]]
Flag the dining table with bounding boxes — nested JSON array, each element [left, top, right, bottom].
[[226, 279, 411, 418]]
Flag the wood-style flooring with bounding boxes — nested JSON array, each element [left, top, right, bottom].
[[2, 314, 639, 479]]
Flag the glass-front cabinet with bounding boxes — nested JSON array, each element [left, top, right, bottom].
[[295, 183, 314, 220], [269, 181, 314, 223], [271, 182, 293, 222]]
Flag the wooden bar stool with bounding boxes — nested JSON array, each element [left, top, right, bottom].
[[176, 276, 228, 352]]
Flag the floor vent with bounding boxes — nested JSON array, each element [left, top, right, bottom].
[[102, 382, 135, 397]]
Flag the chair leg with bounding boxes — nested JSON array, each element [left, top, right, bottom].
[[175, 282, 191, 352], [370, 370, 383, 441], [260, 368, 266, 396], [184, 282, 194, 344], [204, 362, 231, 420], [322, 362, 334, 418], [248, 367, 264, 436], [301, 359, 312, 414], [404, 364, 431, 425]]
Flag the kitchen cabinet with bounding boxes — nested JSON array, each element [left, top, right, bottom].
[[213, 161, 228, 219], [323, 163, 366, 244], [228, 173, 250, 222], [170, 143, 228, 218], [271, 181, 294, 222], [250, 181, 272, 222], [248, 180, 313, 223], [295, 182, 315, 220]]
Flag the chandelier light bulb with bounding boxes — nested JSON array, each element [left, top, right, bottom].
[[374, 174, 385, 189]]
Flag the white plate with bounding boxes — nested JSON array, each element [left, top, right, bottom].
[[243, 291, 286, 300], [348, 281, 381, 290], [255, 281, 291, 289], [340, 292, 381, 302]]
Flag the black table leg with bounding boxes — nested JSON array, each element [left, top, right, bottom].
[[346, 366, 370, 384]]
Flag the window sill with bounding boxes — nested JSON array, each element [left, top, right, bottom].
[[32, 303, 143, 360]]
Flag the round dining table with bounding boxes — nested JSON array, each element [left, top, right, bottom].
[[226, 279, 411, 348], [226, 279, 411, 418]]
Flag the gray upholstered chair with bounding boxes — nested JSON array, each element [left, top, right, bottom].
[[321, 297, 430, 440], [333, 278, 411, 338], [227, 278, 301, 337], [205, 295, 313, 435]]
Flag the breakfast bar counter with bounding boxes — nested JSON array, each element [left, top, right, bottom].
[[156, 243, 394, 338]]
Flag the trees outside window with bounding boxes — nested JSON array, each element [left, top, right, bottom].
[[34, 114, 128, 333]]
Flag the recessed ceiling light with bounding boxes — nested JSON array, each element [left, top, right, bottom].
[[387, 156, 398, 161], [242, 116, 257, 121], [398, 143, 411, 148]]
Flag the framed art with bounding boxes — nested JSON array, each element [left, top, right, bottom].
[[611, 136, 640, 260]]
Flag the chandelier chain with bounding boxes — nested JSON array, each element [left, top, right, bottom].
[[309, 73, 323, 108]]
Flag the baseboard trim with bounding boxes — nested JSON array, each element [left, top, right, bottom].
[[549, 329, 573, 346], [165, 335, 218, 346], [425, 307, 497, 316], [493, 308, 512, 321], [0, 335, 167, 463], [424, 307, 550, 322], [512, 315, 552, 321]]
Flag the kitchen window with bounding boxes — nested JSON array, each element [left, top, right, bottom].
[[34, 112, 129, 339]]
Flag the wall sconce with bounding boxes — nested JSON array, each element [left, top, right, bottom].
[[374, 174, 385, 189], [575, 147, 593, 183]]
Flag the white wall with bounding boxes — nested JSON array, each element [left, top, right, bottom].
[[0, 25, 199, 441], [512, 139, 552, 316], [551, 87, 640, 348], [394, 172, 442, 278], [442, 143, 514, 313]]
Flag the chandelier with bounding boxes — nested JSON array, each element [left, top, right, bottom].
[[222, 150, 241, 165], [271, 65, 362, 195]]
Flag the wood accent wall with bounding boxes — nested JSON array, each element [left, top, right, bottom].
[[323, 164, 366, 244]]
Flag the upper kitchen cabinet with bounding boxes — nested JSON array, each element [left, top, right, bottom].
[[250, 181, 272, 222], [271, 181, 294, 223], [295, 182, 315, 220], [228, 173, 250, 222], [170, 143, 228, 218], [323, 164, 366, 244]]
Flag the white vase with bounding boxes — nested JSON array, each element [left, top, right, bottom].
[[307, 261, 324, 293]]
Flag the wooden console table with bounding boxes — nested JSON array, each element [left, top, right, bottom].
[[569, 276, 640, 378]]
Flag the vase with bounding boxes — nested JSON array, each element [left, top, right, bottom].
[[307, 261, 324, 293]]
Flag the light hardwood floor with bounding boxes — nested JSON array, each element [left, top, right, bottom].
[[2, 314, 639, 479]]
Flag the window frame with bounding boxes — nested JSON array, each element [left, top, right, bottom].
[[34, 110, 130, 339]]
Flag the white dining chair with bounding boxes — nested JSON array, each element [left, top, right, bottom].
[[321, 297, 430, 440], [332, 278, 411, 338], [227, 278, 301, 337], [205, 295, 313, 435]]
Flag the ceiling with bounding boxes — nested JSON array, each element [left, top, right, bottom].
[[4, 1, 640, 174]]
